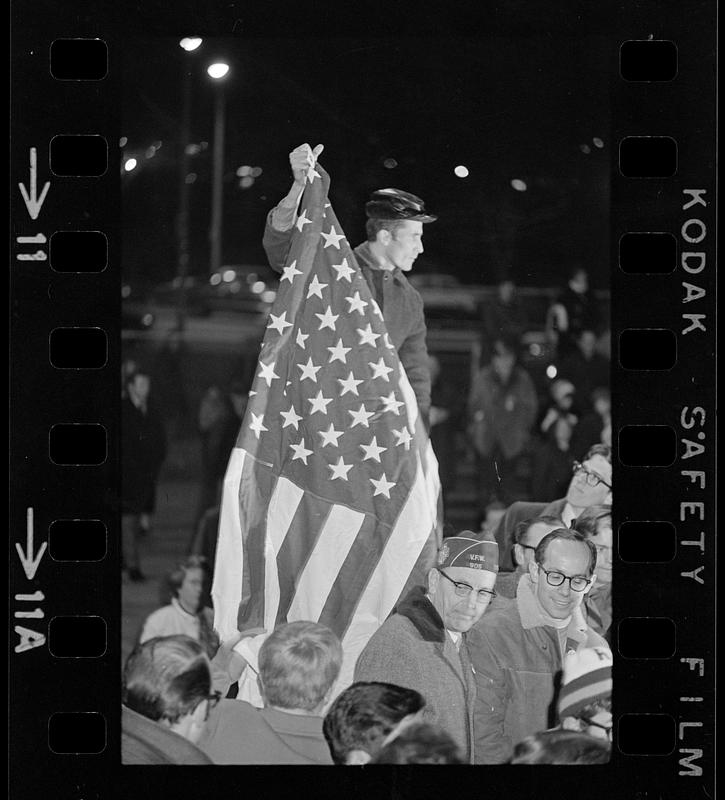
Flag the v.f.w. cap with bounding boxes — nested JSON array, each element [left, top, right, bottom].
[[437, 531, 498, 573]]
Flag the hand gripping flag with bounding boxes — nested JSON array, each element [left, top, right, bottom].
[[212, 160, 442, 690]]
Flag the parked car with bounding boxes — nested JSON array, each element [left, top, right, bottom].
[[201, 264, 277, 314]]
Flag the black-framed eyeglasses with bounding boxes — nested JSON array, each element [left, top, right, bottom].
[[538, 566, 592, 592], [437, 568, 496, 603], [572, 461, 612, 490], [204, 690, 222, 720], [518, 543, 537, 553]]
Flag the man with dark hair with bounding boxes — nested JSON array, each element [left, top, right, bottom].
[[572, 505, 613, 638], [323, 681, 425, 765], [468, 334, 538, 507], [121, 367, 167, 582], [370, 722, 464, 764], [263, 142, 436, 423], [354, 532, 499, 763], [122, 635, 214, 764], [494, 442, 612, 570], [198, 621, 341, 764], [468, 529, 609, 764], [494, 515, 565, 600]]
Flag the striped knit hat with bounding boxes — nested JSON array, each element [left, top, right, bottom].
[[437, 531, 498, 573], [557, 646, 613, 721]]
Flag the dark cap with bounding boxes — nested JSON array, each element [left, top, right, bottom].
[[365, 188, 437, 223]]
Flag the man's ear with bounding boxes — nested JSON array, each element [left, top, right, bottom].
[[512, 544, 523, 568], [583, 573, 597, 595], [427, 568, 438, 595], [345, 749, 371, 765], [376, 228, 392, 246], [528, 561, 539, 583]]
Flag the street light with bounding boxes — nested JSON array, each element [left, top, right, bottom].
[[174, 37, 204, 332], [207, 61, 230, 276]]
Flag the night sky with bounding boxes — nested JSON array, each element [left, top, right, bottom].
[[121, 34, 611, 289]]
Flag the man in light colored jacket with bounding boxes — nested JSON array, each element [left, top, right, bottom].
[[468, 528, 609, 764]]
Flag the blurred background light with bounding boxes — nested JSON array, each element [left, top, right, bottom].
[[546, 364, 558, 379], [510, 178, 527, 191], [579, 143, 591, 154], [179, 37, 203, 52], [454, 165, 469, 178], [592, 137, 604, 148], [124, 158, 137, 172], [207, 62, 230, 80], [383, 157, 398, 169]]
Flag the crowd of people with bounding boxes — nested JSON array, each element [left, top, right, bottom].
[[122, 143, 612, 766]]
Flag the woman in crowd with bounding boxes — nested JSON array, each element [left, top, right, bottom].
[[139, 555, 219, 658]]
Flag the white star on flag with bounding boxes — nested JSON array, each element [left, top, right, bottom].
[[295, 210, 313, 232], [345, 291, 368, 315], [308, 390, 333, 415], [338, 371, 364, 397], [321, 225, 345, 249], [297, 357, 321, 382], [258, 360, 280, 387], [306, 274, 328, 299], [369, 357, 394, 380], [360, 436, 387, 463], [296, 330, 309, 349], [327, 338, 351, 364], [348, 404, 374, 428], [315, 306, 339, 331], [306, 164, 322, 184], [371, 299, 384, 319], [393, 427, 413, 449], [331, 258, 355, 282], [280, 405, 303, 430], [318, 423, 344, 448], [357, 324, 381, 347], [267, 311, 293, 335], [383, 332, 395, 350], [370, 472, 396, 498], [280, 260, 303, 283], [249, 413, 268, 439], [328, 456, 353, 481], [380, 391, 405, 415], [290, 438, 313, 464]]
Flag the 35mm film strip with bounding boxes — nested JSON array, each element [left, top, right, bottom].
[[10, 3, 716, 798]]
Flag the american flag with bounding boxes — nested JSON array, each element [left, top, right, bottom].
[[212, 161, 442, 688]]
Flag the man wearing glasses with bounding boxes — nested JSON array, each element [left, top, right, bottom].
[[354, 532, 499, 763], [494, 443, 612, 570], [494, 515, 565, 600], [468, 529, 609, 764]]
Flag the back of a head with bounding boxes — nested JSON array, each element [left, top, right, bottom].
[[571, 505, 611, 541], [511, 729, 610, 764], [258, 621, 342, 712], [323, 682, 425, 765], [370, 722, 464, 764], [123, 635, 211, 725]]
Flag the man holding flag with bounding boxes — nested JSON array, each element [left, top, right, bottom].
[[263, 143, 436, 427], [212, 144, 442, 694]]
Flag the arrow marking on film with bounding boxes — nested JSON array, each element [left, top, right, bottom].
[[16, 507, 47, 581], [18, 147, 51, 220]]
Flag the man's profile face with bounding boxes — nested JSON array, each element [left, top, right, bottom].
[[566, 453, 612, 508], [514, 521, 560, 569], [381, 220, 424, 271], [428, 566, 496, 632], [589, 520, 613, 585], [529, 538, 593, 620]]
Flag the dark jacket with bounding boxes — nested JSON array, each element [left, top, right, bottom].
[[353, 586, 477, 762], [121, 705, 212, 765], [468, 576, 608, 764], [468, 365, 538, 460], [262, 217, 431, 421], [121, 396, 167, 513]]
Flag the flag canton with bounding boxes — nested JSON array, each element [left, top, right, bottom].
[[238, 166, 422, 524]]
